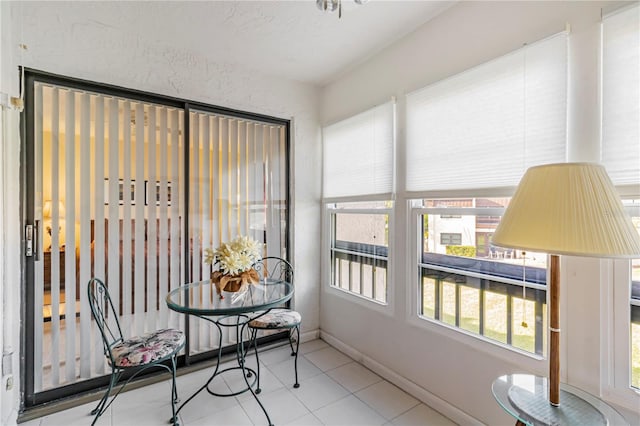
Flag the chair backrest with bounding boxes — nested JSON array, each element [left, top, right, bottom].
[[252, 257, 294, 286], [88, 278, 124, 365]]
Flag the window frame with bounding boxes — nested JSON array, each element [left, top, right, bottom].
[[407, 200, 548, 366], [323, 201, 394, 315], [599, 2, 640, 410], [601, 199, 640, 410]]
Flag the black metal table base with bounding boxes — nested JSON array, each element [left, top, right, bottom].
[[171, 313, 273, 426]]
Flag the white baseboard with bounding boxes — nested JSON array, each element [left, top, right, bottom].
[[320, 331, 483, 426], [300, 328, 320, 343]]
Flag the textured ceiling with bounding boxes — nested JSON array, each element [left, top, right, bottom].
[[16, 1, 454, 86]]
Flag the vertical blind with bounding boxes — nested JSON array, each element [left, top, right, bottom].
[[406, 33, 568, 193], [187, 109, 287, 355], [34, 83, 186, 391], [602, 4, 640, 186], [322, 101, 395, 199]]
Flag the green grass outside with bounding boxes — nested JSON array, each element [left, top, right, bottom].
[[424, 283, 639, 389], [423, 307, 539, 353]]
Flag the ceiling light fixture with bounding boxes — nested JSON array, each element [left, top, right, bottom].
[[316, 0, 368, 18]]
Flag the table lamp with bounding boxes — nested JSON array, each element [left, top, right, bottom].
[[492, 162, 640, 407]]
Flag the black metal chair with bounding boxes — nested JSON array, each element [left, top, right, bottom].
[[247, 257, 300, 392], [88, 278, 185, 426]]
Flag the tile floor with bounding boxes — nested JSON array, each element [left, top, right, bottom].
[[19, 339, 456, 426]]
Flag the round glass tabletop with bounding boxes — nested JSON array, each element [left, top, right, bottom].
[[492, 374, 629, 426], [166, 278, 294, 316]]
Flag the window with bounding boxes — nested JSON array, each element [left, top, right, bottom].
[[602, 3, 640, 405], [606, 199, 640, 406], [405, 33, 567, 194], [416, 198, 548, 355], [328, 201, 391, 303], [322, 101, 395, 304], [440, 233, 462, 246], [618, 200, 640, 390], [406, 33, 567, 353]]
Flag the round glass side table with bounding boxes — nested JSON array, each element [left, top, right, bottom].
[[492, 374, 629, 426]]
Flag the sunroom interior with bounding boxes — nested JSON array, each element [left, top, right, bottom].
[[1, 1, 639, 426]]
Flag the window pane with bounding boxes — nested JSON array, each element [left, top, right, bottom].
[[632, 317, 639, 389], [423, 198, 547, 268], [335, 212, 388, 247], [375, 267, 386, 303], [460, 286, 480, 334], [417, 197, 547, 355], [441, 281, 457, 326], [484, 292, 508, 344], [422, 277, 436, 319], [631, 209, 640, 389], [329, 201, 390, 304], [512, 298, 536, 353], [338, 259, 349, 291]]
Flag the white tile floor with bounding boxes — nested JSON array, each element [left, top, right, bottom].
[[19, 340, 456, 426]]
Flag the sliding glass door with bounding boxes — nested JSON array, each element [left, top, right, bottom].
[[187, 109, 287, 356], [23, 70, 289, 406]]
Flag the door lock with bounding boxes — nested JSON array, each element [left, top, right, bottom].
[[25, 222, 39, 259], [25, 224, 33, 257]]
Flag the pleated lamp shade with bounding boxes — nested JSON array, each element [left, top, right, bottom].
[[492, 162, 640, 258]]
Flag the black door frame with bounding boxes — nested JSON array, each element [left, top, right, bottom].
[[21, 68, 291, 408]]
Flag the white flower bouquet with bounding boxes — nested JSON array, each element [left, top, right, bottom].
[[204, 236, 262, 298]]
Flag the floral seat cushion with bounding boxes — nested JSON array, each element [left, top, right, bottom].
[[110, 329, 185, 368], [249, 309, 301, 329]]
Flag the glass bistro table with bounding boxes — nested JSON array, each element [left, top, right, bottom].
[[166, 278, 294, 426]]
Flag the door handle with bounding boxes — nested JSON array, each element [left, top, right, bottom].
[[25, 221, 40, 260], [25, 224, 33, 257]]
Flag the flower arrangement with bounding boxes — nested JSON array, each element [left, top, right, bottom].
[[204, 235, 262, 275], [204, 236, 262, 298]]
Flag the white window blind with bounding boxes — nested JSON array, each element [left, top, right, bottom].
[[602, 4, 640, 186], [406, 33, 567, 193], [322, 101, 395, 200]]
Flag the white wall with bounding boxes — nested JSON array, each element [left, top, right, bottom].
[[320, 1, 631, 424], [0, 2, 23, 424], [1, 2, 321, 423]]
